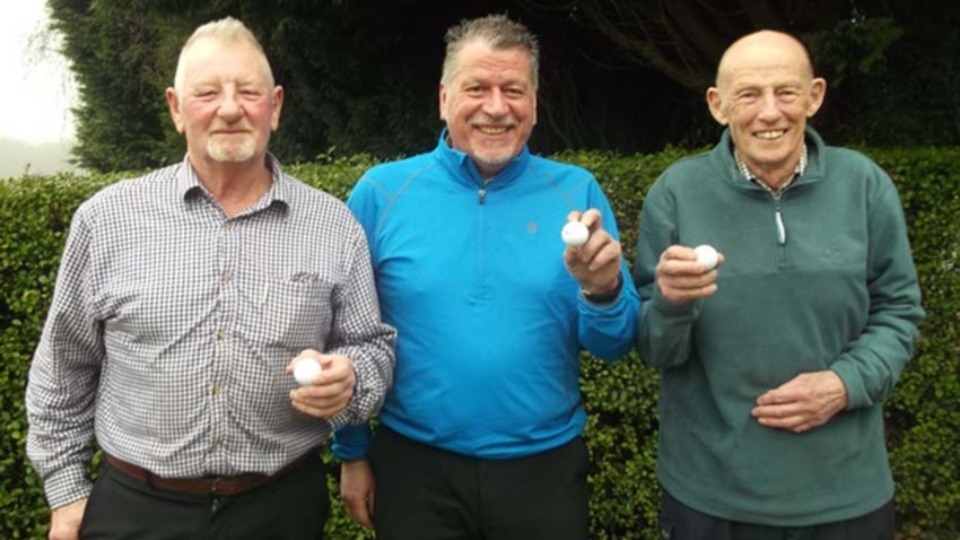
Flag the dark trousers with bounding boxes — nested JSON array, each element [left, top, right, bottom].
[[79, 453, 329, 540], [369, 426, 590, 540], [659, 487, 895, 540]]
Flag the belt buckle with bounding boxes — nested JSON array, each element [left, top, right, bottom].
[[210, 477, 224, 496]]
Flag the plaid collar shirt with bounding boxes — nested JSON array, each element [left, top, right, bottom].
[[734, 143, 808, 196], [26, 155, 395, 508]]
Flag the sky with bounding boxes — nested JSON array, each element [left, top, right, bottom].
[[0, 0, 75, 144]]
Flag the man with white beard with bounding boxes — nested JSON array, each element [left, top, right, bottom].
[[25, 17, 395, 540]]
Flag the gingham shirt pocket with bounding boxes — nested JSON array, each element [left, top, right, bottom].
[[252, 275, 334, 352]]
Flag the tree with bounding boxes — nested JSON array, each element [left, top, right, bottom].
[[521, 0, 960, 147], [48, 0, 191, 171], [47, 0, 957, 172], [522, 0, 858, 92], [49, 0, 453, 171]]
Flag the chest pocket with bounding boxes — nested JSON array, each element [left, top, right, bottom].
[[247, 276, 335, 353]]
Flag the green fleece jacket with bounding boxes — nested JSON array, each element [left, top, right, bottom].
[[634, 127, 924, 526]]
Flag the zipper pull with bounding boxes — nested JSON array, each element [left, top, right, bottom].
[[478, 188, 486, 205], [775, 209, 787, 245]]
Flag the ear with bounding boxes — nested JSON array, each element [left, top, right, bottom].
[[706, 87, 728, 125], [166, 87, 185, 134], [271, 85, 284, 131], [806, 77, 827, 118], [438, 83, 448, 121]]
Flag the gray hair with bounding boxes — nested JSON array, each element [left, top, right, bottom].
[[173, 17, 274, 94], [441, 14, 540, 89]]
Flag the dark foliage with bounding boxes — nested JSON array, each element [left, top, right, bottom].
[[47, 1, 958, 167]]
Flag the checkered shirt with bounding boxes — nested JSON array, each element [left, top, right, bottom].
[[25, 155, 396, 508], [734, 143, 808, 195]]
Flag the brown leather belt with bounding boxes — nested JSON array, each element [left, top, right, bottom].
[[104, 451, 316, 497]]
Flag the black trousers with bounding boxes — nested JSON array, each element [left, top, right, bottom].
[[659, 487, 895, 540], [79, 453, 329, 540], [369, 426, 590, 540]]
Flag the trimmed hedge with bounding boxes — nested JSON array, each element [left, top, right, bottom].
[[1, 147, 957, 539]]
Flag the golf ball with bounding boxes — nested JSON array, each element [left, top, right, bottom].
[[561, 221, 590, 247], [293, 357, 322, 386], [694, 244, 719, 270]]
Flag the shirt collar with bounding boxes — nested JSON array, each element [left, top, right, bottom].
[[176, 152, 291, 210], [434, 129, 531, 188], [734, 143, 808, 195]]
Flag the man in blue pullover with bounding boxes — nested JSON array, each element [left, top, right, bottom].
[[333, 14, 640, 540], [634, 30, 924, 539]]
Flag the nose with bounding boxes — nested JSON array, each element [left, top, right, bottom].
[[217, 89, 243, 121], [757, 91, 782, 122], [482, 88, 508, 117]]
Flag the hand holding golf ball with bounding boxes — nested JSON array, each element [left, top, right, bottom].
[[654, 244, 724, 304], [288, 351, 357, 419], [562, 210, 623, 295]]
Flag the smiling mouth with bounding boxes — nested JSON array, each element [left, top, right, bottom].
[[475, 125, 512, 135], [755, 129, 787, 140]]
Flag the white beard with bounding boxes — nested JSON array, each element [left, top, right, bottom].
[[207, 136, 257, 163], [472, 148, 514, 171]]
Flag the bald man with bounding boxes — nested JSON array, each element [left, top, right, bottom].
[[632, 30, 923, 539]]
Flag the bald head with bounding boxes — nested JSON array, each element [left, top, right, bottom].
[[715, 30, 814, 90], [705, 29, 826, 189]]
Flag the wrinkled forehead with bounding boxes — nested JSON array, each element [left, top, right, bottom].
[[716, 33, 813, 88], [457, 42, 532, 75], [445, 38, 537, 88], [177, 36, 274, 90]]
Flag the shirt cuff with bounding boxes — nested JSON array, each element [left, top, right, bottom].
[[332, 425, 372, 461], [44, 463, 92, 510], [581, 275, 623, 305]]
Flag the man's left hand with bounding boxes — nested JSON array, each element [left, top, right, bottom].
[[562, 209, 622, 295], [751, 370, 848, 433], [287, 351, 356, 418]]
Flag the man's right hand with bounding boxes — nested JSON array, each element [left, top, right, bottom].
[[49, 498, 87, 540], [340, 460, 375, 529], [562, 209, 624, 295], [288, 351, 357, 419], [655, 245, 724, 303]]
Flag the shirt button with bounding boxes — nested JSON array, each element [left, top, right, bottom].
[[212, 385, 222, 395], [223, 222, 233, 230], [221, 271, 231, 282], [217, 329, 226, 340]]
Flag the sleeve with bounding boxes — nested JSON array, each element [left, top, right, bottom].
[[324, 218, 396, 429], [330, 175, 387, 457], [332, 424, 374, 461], [25, 208, 104, 509], [632, 177, 702, 370], [576, 179, 642, 361], [830, 176, 924, 410]]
